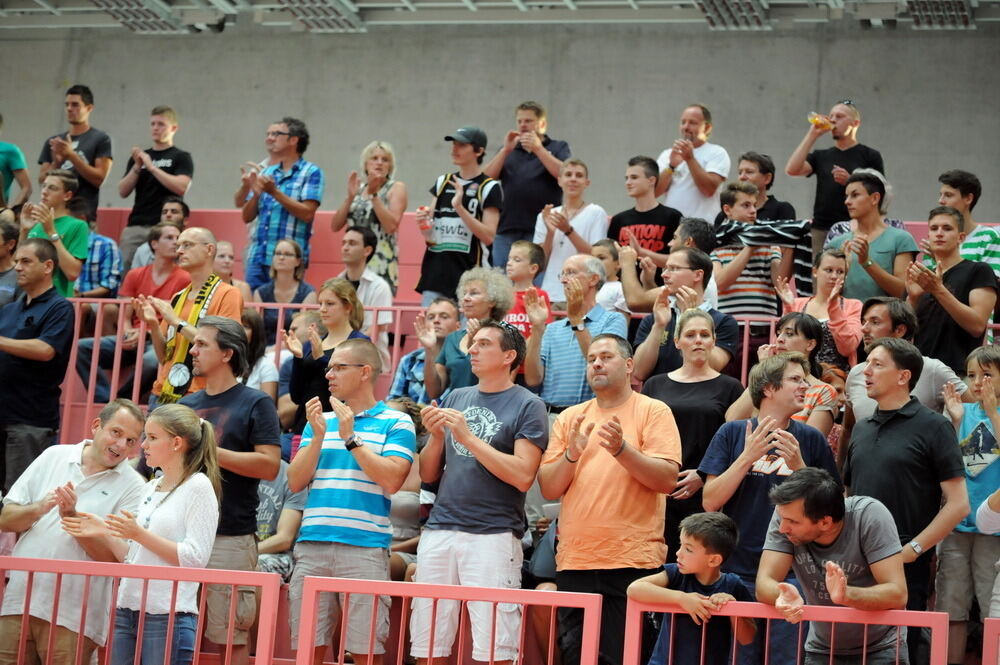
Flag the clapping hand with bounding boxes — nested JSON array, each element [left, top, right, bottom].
[[831, 165, 850, 186], [305, 396, 327, 442], [775, 582, 804, 623], [942, 381, 965, 425], [565, 413, 594, 462], [328, 396, 356, 442], [524, 287, 550, 330], [346, 170, 360, 199], [774, 275, 795, 308], [281, 328, 304, 358], [105, 510, 143, 541]]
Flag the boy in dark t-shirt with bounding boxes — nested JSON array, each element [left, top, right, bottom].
[[628, 512, 755, 665], [117, 105, 194, 269], [416, 126, 503, 303], [608, 155, 681, 269]]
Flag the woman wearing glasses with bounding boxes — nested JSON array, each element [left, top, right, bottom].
[[253, 238, 317, 347], [330, 141, 408, 295]]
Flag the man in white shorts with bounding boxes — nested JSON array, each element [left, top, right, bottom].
[[411, 320, 548, 664]]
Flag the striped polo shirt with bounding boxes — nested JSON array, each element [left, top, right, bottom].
[[710, 244, 782, 319], [297, 401, 416, 548]]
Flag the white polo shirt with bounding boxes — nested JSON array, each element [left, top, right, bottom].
[[2, 441, 145, 645]]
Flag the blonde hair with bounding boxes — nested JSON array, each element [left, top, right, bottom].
[[147, 404, 221, 501], [360, 141, 396, 179], [662, 307, 715, 346], [320, 278, 365, 332]]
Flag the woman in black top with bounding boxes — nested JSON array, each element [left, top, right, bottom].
[[642, 309, 744, 562]]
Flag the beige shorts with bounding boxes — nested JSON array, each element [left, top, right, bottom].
[[204, 534, 259, 646], [935, 530, 1000, 620], [288, 541, 391, 653], [0, 615, 97, 665]]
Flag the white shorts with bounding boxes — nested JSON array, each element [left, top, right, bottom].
[[409, 530, 523, 661]]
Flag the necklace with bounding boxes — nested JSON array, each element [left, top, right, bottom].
[[140, 477, 178, 530]]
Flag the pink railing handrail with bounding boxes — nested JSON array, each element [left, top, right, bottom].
[[984, 617, 1000, 665], [59, 298, 784, 441], [0, 555, 283, 665], [295, 576, 603, 665], [623, 598, 949, 665]]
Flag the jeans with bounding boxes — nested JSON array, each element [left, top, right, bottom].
[[76, 336, 158, 403], [112, 608, 197, 665], [490, 229, 535, 270], [245, 261, 272, 293]]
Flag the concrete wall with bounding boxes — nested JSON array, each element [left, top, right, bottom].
[[1, 23, 998, 224]]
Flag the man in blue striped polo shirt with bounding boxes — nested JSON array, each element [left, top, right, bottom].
[[241, 116, 325, 291], [524, 253, 628, 413], [287, 338, 416, 665]]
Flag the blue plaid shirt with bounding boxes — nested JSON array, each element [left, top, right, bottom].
[[249, 157, 325, 268], [386, 348, 451, 405], [77, 231, 122, 296]]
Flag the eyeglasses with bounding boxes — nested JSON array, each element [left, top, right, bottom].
[[177, 241, 208, 250], [327, 363, 366, 374], [663, 265, 693, 273], [266, 131, 291, 138]]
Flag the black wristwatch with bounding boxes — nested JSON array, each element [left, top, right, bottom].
[[345, 434, 363, 451]]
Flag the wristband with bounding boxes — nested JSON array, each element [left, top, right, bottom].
[[612, 440, 627, 457], [564, 449, 579, 464]]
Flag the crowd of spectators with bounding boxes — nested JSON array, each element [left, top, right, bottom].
[[0, 89, 999, 665]]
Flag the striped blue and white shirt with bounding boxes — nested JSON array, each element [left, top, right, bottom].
[[539, 304, 628, 407], [249, 157, 325, 268], [297, 401, 416, 548]]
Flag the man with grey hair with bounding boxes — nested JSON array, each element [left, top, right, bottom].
[[0, 399, 145, 664], [179, 315, 281, 665], [524, 253, 627, 414], [134, 226, 243, 405], [699, 352, 839, 665]]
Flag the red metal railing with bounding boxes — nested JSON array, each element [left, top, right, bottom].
[[294, 575, 603, 665], [0, 555, 282, 665], [623, 598, 949, 665]]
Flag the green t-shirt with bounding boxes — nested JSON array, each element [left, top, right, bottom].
[[27, 215, 90, 296], [827, 225, 918, 302], [0, 141, 27, 201]]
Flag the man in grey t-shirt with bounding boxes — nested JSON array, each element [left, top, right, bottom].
[[412, 320, 548, 664], [756, 468, 909, 664]]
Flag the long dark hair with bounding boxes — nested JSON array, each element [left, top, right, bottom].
[[776, 312, 823, 378], [240, 308, 267, 382]]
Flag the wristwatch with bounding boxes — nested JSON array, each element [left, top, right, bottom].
[[345, 434, 364, 451], [862, 258, 874, 268], [48, 232, 61, 243], [571, 321, 586, 332], [909, 540, 924, 556]]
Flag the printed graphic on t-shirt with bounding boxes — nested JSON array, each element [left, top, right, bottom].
[[794, 554, 866, 602], [614, 224, 667, 252], [451, 406, 502, 457], [749, 452, 794, 477], [60, 139, 90, 169], [960, 422, 999, 477], [150, 158, 174, 169]]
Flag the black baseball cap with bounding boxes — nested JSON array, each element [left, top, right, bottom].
[[444, 126, 487, 150]]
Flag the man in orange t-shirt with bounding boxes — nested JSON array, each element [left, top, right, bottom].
[[538, 333, 680, 665], [134, 227, 242, 406]]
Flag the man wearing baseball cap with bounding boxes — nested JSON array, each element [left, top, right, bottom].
[[415, 126, 504, 305]]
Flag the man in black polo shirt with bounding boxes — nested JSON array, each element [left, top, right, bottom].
[[843, 337, 968, 665], [484, 101, 570, 270], [0, 237, 75, 492]]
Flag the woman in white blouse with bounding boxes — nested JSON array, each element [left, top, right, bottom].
[[110, 404, 220, 665]]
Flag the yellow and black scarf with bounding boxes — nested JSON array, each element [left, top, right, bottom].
[[158, 273, 223, 404]]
